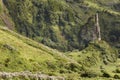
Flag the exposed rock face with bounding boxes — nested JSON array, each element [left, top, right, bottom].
[[0, 71, 65, 80]]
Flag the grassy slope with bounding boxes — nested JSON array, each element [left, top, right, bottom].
[[0, 26, 82, 79], [0, 26, 119, 80], [67, 40, 119, 79], [0, 25, 119, 80]]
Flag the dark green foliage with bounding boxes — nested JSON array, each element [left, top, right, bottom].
[[3, 0, 120, 52], [115, 68, 120, 73], [81, 71, 98, 78], [114, 74, 120, 79], [102, 72, 110, 78], [2, 0, 87, 51]]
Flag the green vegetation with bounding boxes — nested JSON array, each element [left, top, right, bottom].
[[0, 26, 119, 80], [0, 0, 15, 29], [0, 0, 119, 79], [0, 0, 4, 25], [67, 40, 119, 79], [2, 0, 120, 51], [0, 26, 82, 79], [0, 0, 2, 13], [68, 40, 118, 68]]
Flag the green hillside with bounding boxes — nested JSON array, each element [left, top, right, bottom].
[[2, 0, 120, 51], [0, 26, 119, 80], [0, 0, 119, 80], [0, 26, 82, 79], [67, 40, 120, 79]]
